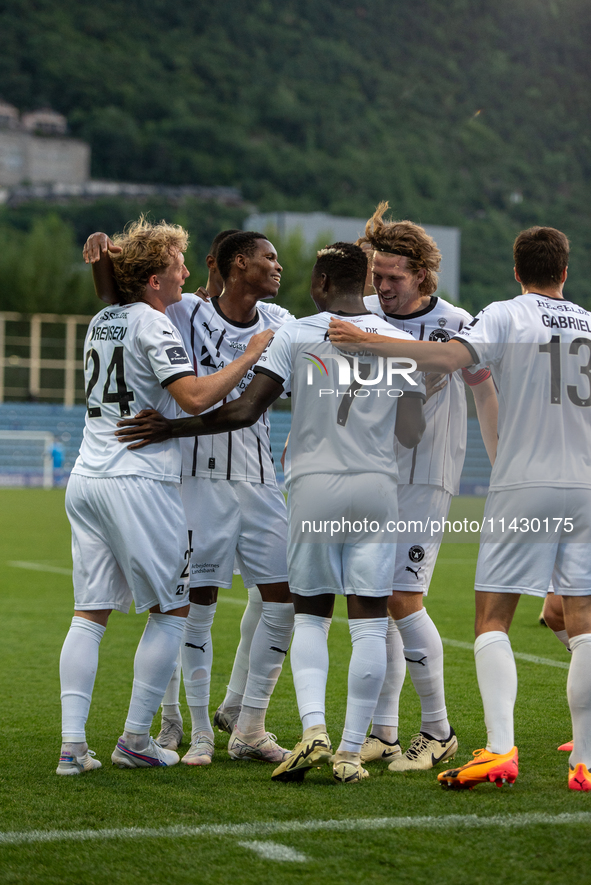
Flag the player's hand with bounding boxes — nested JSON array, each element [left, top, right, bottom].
[[327, 318, 369, 351], [244, 329, 275, 363], [425, 372, 448, 401], [194, 286, 211, 302], [115, 409, 172, 449], [83, 232, 122, 264]]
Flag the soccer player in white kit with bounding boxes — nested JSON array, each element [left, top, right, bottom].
[[116, 242, 426, 784], [85, 228, 295, 765], [329, 226, 591, 791], [163, 231, 295, 766], [356, 204, 498, 772], [57, 219, 272, 774]]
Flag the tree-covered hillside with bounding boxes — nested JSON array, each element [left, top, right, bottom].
[[1, 0, 591, 311]]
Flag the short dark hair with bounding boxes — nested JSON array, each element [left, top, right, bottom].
[[513, 226, 569, 288], [313, 242, 368, 294], [208, 228, 241, 261], [216, 231, 268, 281]]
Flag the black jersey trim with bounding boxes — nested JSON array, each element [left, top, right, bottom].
[[212, 296, 260, 329], [191, 437, 198, 476], [409, 445, 418, 484], [333, 309, 373, 317], [226, 431, 232, 479], [256, 436, 265, 484], [254, 366, 286, 386], [385, 296, 438, 321], [451, 337, 479, 366], [161, 370, 195, 389]]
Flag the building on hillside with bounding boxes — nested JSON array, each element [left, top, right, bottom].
[[246, 211, 461, 302], [0, 101, 246, 208], [0, 101, 90, 189]]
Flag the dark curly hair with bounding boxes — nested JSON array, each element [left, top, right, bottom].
[[313, 242, 368, 293]]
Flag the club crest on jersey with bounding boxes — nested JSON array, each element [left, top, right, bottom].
[[303, 352, 418, 386], [166, 346, 190, 365], [409, 545, 425, 563], [429, 329, 451, 342]]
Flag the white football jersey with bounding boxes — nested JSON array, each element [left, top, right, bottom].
[[72, 302, 194, 481], [255, 311, 425, 485], [166, 294, 295, 484], [364, 294, 489, 494], [454, 292, 591, 490]]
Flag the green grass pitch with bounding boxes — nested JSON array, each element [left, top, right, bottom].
[[1, 489, 589, 885]]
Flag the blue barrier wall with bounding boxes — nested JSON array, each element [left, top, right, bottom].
[[0, 403, 491, 493]]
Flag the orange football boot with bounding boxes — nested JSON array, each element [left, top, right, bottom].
[[558, 740, 574, 752], [569, 762, 591, 792], [438, 747, 518, 790]]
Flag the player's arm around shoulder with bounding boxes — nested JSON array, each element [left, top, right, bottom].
[[167, 328, 275, 415], [328, 318, 474, 373]]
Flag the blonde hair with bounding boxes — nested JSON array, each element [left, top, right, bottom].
[[359, 201, 441, 297], [111, 216, 189, 303]]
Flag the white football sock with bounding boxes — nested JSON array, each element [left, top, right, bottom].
[[474, 630, 517, 754], [554, 629, 571, 652], [182, 602, 216, 737], [124, 613, 185, 737], [223, 587, 262, 709], [238, 601, 294, 737], [371, 617, 405, 743], [395, 608, 449, 740], [290, 613, 331, 731], [161, 663, 182, 720], [60, 616, 106, 742], [567, 633, 591, 768], [339, 618, 388, 754]]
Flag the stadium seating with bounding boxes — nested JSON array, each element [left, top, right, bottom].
[[0, 403, 492, 491]]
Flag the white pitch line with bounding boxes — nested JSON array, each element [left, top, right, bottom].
[[237, 841, 309, 862], [8, 561, 73, 576], [2, 813, 591, 847], [441, 637, 569, 669]]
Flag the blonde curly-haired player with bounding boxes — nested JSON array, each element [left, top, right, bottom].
[[57, 219, 271, 774]]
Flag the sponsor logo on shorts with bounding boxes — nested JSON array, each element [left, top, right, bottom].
[[409, 545, 425, 563], [166, 346, 190, 365], [191, 562, 219, 575]]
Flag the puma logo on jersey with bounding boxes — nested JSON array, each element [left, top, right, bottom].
[[202, 321, 219, 337], [185, 642, 206, 652], [270, 646, 289, 656], [405, 565, 422, 579]]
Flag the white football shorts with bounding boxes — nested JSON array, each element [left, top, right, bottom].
[[287, 472, 398, 597], [66, 473, 190, 614], [475, 487, 591, 597], [180, 477, 288, 589], [393, 485, 452, 595]]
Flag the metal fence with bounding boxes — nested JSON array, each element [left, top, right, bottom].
[[0, 312, 92, 405]]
